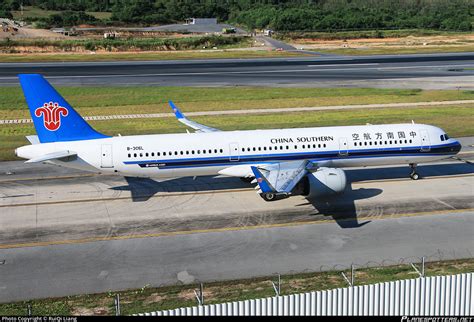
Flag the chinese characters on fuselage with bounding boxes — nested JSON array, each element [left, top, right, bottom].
[[352, 131, 416, 141]]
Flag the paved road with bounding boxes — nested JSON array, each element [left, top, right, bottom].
[[1, 210, 473, 303], [0, 148, 472, 302], [0, 53, 473, 89]]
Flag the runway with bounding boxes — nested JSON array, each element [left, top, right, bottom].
[[0, 53, 473, 89], [0, 137, 472, 302]]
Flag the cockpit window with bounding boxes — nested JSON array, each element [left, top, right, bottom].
[[444, 134, 449, 140], [440, 135, 445, 141]]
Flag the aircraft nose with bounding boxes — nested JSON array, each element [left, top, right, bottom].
[[451, 140, 462, 154]]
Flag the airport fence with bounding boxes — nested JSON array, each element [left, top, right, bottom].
[[135, 272, 473, 316]]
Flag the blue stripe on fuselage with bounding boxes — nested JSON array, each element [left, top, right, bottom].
[[123, 141, 460, 169]]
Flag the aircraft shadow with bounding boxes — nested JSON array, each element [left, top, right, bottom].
[[346, 161, 473, 182], [110, 161, 471, 203], [111, 175, 249, 202], [296, 183, 382, 229]]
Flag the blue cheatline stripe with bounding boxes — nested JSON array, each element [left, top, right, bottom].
[[123, 142, 459, 169]]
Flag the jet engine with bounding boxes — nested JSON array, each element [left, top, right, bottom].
[[294, 167, 347, 198]]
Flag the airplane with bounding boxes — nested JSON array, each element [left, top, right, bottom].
[[15, 74, 462, 202]]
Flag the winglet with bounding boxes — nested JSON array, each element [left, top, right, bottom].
[[250, 166, 275, 193], [169, 100, 185, 119]]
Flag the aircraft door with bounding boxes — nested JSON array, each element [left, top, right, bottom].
[[229, 142, 240, 162], [101, 144, 114, 168], [338, 137, 349, 157], [420, 129, 431, 152]]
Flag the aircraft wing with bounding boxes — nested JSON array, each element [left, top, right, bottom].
[[251, 160, 312, 196], [25, 150, 77, 163], [169, 100, 221, 133]]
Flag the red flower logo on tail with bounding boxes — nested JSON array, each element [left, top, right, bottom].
[[35, 102, 68, 131]]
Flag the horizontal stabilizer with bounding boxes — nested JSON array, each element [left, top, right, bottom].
[[26, 135, 40, 145], [25, 150, 77, 163]]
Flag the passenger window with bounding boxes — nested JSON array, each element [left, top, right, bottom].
[[409, 139, 412, 143], [374, 141, 377, 145], [186, 151, 189, 155], [263, 147, 267, 151], [179, 151, 183, 155], [214, 149, 218, 153], [364, 142, 367, 146], [369, 142, 372, 146], [253, 147, 256, 151], [128, 153, 131, 158], [140, 153, 143, 157], [220, 149, 223, 153], [286, 146, 289, 150], [134, 153, 137, 157], [323, 144, 326, 148], [247, 148, 251, 152], [302, 145, 305, 149], [197, 150, 200, 154], [280, 146, 283, 150], [294, 145, 298, 149]]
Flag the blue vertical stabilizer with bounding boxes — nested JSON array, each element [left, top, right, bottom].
[[18, 74, 109, 143]]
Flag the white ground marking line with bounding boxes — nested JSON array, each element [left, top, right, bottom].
[[432, 197, 457, 210], [306, 63, 380, 67]]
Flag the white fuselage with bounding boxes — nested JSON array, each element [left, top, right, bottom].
[[16, 123, 461, 178]]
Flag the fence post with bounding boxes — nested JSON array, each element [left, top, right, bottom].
[[272, 274, 281, 296], [411, 256, 425, 278], [114, 294, 121, 316], [194, 283, 204, 306], [342, 264, 355, 287]]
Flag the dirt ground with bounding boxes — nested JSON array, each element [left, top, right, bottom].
[[290, 34, 474, 51], [0, 25, 67, 40]]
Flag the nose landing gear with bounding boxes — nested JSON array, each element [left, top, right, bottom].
[[409, 163, 420, 180]]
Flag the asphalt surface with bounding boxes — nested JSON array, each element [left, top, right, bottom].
[[0, 137, 472, 302], [0, 53, 473, 89]]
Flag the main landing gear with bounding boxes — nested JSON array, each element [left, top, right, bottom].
[[409, 163, 420, 180]]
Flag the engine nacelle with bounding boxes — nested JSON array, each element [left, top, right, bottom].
[[297, 167, 347, 198]]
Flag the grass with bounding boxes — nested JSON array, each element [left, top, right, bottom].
[[277, 29, 472, 41], [0, 49, 307, 63], [0, 258, 473, 315], [0, 35, 252, 52], [312, 45, 474, 56], [1, 86, 473, 119], [1, 104, 473, 161]]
